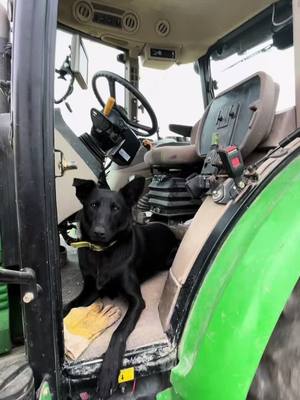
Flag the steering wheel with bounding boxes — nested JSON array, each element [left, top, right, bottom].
[[92, 71, 158, 137]]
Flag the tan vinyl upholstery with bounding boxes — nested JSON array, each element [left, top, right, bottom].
[[259, 107, 296, 149], [245, 107, 297, 167], [144, 144, 200, 166], [158, 72, 280, 331], [78, 271, 169, 360], [159, 198, 230, 330], [241, 74, 279, 156], [144, 120, 202, 166]]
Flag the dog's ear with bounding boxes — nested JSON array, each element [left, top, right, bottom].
[[73, 178, 96, 203], [119, 177, 145, 207]]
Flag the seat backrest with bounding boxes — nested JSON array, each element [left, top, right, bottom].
[[259, 106, 296, 149], [194, 72, 279, 158], [190, 119, 201, 144]]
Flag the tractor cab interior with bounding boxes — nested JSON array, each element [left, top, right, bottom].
[[54, 0, 295, 385]]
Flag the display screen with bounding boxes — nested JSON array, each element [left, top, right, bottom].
[[71, 35, 89, 89], [93, 12, 122, 28], [150, 48, 176, 59]]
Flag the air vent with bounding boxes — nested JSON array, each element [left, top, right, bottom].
[[122, 12, 139, 33], [155, 20, 170, 37], [73, 0, 93, 23], [92, 3, 124, 15]]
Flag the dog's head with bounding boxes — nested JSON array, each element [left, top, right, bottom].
[[73, 177, 145, 244]]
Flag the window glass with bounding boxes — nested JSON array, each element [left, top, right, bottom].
[[138, 63, 204, 136], [210, 41, 295, 112], [55, 30, 204, 138]]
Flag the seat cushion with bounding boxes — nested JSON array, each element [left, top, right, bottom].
[[78, 271, 168, 360], [144, 120, 201, 167], [144, 144, 201, 166]]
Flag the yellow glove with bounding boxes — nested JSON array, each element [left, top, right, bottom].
[[64, 301, 121, 360]]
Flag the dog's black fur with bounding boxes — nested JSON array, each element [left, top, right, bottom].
[[64, 176, 178, 399]]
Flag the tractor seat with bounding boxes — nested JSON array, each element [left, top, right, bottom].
[[144, 120, 202, 167], [158, 72, 280, 330], [145, 71, 279, 168]]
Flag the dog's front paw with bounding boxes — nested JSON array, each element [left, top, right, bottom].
[[96, 353, 121, 399]]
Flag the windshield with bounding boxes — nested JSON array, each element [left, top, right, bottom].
[[138, 63, 204, 136], [55, 30, 204, 138], [210, 40, 295, 111]]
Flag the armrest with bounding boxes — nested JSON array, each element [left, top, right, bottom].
[[169, 124, 192, 137]]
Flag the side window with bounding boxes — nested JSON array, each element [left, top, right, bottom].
[[210, 41, 295, 112], [138, 63, 204, 136]]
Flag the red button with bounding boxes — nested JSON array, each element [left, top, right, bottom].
[[231, 156, 241, 168]]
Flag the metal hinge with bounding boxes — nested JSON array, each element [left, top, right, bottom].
[[55, 149, 78, 177]]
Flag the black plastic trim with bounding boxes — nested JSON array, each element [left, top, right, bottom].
[[0, 113, 19, 267], [198, 56, 213, 108], [209, 0, 292, 61], [62, 341, 177, 396], [168, 124, 192, 137]]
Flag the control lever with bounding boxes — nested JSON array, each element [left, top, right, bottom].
[[186, 173, 218, 198], [186, 133, 222, 198], [103, 96, 116, 117], [91, 108, 113, 133], [186, 142, 246, 201]]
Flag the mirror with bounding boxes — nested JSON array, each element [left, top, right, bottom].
[[70, 34, 88, 89]]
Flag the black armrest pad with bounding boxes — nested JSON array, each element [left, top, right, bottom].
[[169, 124, 193, 137]]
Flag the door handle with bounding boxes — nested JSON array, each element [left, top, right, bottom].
[[0, 267, 40, 303]]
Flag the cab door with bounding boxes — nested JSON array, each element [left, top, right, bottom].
[[4, 0, 63, 397]]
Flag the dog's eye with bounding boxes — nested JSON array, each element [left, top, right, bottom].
[[112, 204, 119, 212], [90, 202, 98, 209]]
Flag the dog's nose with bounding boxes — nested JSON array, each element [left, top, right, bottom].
[[94, 226, 106, 237]]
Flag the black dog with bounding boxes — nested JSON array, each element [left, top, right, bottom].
[[64, 176, 178, 399]]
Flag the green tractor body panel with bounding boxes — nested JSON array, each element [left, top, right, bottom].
[[158, 155, 300, 400], [0, 284, 10, 354], [38, 381, 52, 400], [0, 240, 11, 355]]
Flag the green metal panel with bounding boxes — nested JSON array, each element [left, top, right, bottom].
[[158, 156, 300, 400], [38, 381, 52, 400], [0, 239, 11, 354]]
